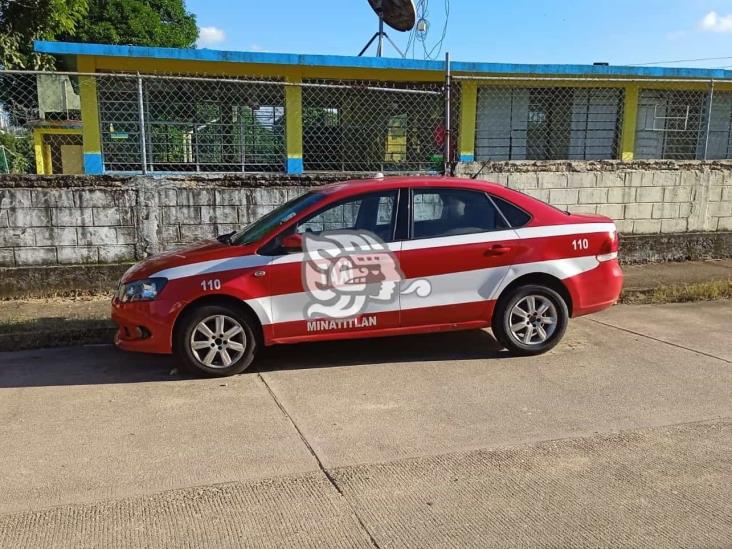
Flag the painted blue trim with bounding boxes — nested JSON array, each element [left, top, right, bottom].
[[287, 157, 303, 175], [34, 40, 732, 80], [33, 40, 444, 72], [83, 152, 103, 174], [459, 154, 475, 162]]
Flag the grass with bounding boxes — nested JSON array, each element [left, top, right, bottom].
[[621, 279, 732, 305]]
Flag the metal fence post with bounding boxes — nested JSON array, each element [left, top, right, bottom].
[[702, 79, 715, 160], [444, 51, 451, 176], [137, 73, 148, 174]]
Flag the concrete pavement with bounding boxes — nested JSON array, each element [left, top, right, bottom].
[[0, 301, 730, 547]]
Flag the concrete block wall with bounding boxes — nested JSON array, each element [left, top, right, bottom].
[[457, 160, 732, 235], [1, 163, 731, 268]]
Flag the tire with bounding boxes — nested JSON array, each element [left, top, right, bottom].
[[492, 284, 569, 356], [174, 304, 258, 377]]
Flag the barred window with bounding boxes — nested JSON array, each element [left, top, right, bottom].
[[475, 86, 623, 161]]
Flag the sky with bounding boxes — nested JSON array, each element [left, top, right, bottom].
[[186, 0, 732, 69]]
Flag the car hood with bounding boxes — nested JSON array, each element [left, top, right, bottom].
[[121, 239, 259, 283]]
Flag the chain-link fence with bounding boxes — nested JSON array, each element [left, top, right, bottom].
[[3, 67, 732, 176]]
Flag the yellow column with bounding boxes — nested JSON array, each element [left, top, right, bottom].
[[458, 80, 477, 162], [620, 84, 639, 161], [285, 75, 303, 174], [33, 129, 45, 174], [77, 56, 103, 173]]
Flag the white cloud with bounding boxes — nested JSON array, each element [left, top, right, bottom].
[[699, 11, 732, 32], [197, 26, 226, 47]]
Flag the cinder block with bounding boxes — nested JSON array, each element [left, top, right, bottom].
[[115, 227, 137, 245], [521, 189, 550, 202], [217, 223, 239, 234], [508, 173, 538, 189], [548, 188, 579, 205], [650, 171, 680, 187], [614, 219, 634, 233], [179, 224, 216, 242], [77, 226, 117, 246], [0, 210, 8, 228], [651, 203, 680, 219], [75, 190, 117, 208], [636, 187, 665, 203], [568, 204, 597, 215], [286, 187, 308, 201], [31, 189, 75, 207], [99, 245, 135, 263], [8, 207, 51, 227], [201, 205, 238, 224], [0, 227, 34, 247], [678, 203, 692, 218], [161, 225, 180, 242], [14, 247, 57, 266], [214, 189, 247, 206], [0, 248, 14, 267], [57, 246, 99, 264], [717, 216, 732, 230], [93, 207, 134, 226], [599, 172, 626, 188], [624, 171, 654, 188], [34, 227, 77, 247], [663, 186, 693, 203], [708, 186, 723, 202], [595, 203, 624, 219], [661, 218, 688, 233], [176, 188, 214, 206], [162, 206, 201, 225], [624, 203, 654, 219], [53, 208, 94, 227], [0, 189, 31, 209], [608, 187, 636, 203], [253, 187, 288, 206], [567, 172, 596, 188], [679, 170, 702, 188], [633, 219, 662, 233], [537, 173, 567, 189], [158, 188, 178, 205], [578, 188, 608, 204], [722, 186, 732, 202], [707, 201, 732, 217]]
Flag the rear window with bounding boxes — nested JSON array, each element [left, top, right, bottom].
[[490, 195, 531, 228]]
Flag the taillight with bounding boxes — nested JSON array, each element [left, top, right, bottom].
[[597, 229, 619, 262]]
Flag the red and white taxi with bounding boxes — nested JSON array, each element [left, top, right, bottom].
[[112, 177, 623, 377]]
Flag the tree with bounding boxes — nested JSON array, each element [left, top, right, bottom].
[[0, 0, 198, 69], [62, 0, 198, 49], [0, 0, 88, 69]]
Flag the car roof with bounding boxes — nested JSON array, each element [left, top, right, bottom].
[[318, 176, 506, 196]]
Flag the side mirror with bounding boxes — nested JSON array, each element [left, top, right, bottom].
[[280, 232, 303, 252]]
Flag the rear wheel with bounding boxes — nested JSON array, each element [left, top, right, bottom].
[[175, 304, 257, 377], [492, 284, 568, 356]]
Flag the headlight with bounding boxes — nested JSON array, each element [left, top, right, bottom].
[[117, 278, 167, 303]]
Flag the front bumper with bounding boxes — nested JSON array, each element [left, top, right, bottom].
[[111, 298, 182, 354]]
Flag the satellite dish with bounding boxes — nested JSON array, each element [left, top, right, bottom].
[[358, 0, 416, 58]]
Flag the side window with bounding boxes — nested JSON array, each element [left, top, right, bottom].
[[296, 190, 398, 242], [491, 195, 532, 228], [412, 189, 504, 239]]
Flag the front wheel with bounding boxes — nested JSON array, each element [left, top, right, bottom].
[[174, 304, 258, 377], [492, 284, 569, 356]]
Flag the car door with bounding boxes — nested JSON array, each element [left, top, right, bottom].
[[265, 189, 402, 341], [398, 187, 522, 328]]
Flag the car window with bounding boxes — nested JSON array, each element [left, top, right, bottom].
[[412, 188, 507, 239], [296, 190, 398, 242], [490, 195, 531, 228]]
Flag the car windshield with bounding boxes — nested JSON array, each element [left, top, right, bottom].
[[230, 191, 325, 245]]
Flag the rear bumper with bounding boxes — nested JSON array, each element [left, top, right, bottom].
[[565, 259, 623, 317], [111, 298, 180, 354]]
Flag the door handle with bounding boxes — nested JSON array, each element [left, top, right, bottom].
[[484, 244, 511, 256]]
